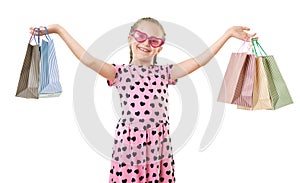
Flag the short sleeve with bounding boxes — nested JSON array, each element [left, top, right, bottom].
[[107, 64, 120, 87], [166, 64, 178, 85]]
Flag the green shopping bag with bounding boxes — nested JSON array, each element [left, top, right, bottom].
[[252, 38, 293, 109]]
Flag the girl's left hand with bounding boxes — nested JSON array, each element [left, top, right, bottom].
[[226, 26, 257, 42]]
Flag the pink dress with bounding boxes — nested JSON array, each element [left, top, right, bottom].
[[107, 63, 178, 183]]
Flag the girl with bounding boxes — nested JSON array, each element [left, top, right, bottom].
[[31, 17, 255, 183]]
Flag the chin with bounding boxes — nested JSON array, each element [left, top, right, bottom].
[[133, 49, 155, 61]]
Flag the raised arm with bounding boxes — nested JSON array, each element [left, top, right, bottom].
[[171, 26, 256, 80], [30, 24, 115, 81]]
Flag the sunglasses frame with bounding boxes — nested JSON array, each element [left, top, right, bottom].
[[131, 29, 165, 48]]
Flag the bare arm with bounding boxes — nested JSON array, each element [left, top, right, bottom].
[[31, 24, 115, 81], [172, 26, 256, 80]]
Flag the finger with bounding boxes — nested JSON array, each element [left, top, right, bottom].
[[247, 33, 256, 39], [245, 36, 251, 42], [244, 34, 251, 42], [30, 27, 42, 35], [29, 27, 37, 35], [250, 33, 257, 37], [247, 33, 258, 41], [39, 26, 47, 35], [39, 26, 44, 31], [242, 26, 250, 31]]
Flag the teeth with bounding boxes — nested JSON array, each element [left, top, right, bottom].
[[138, 47, 150, 52]]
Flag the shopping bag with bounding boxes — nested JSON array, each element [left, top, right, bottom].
[[39, 27, 62, 97], [16, 27, 62, 99], [238, 57, 273, 110], [218, 41, 254, 106], [16, 30, 41, 99], [252, 38, 293, 109], [232, 54, 255, 107]]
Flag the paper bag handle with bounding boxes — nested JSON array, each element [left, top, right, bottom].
[[28, 27, 41, 45], [44, 26, 51, 40], [237, 39, 252, 53], [251, 38, 267, 56]]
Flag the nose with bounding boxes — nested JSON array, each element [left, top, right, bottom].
[[140, 39, 151, 48]]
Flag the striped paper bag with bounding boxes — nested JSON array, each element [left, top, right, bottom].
[[218, 40, 255, 107], [16, 30, 41, 99], [16, 27, 62, 99], [217, 52, 248, 104], [253, 38, 292, 109], [232, 53, 255, 107], [39, 27, 62, 97], [238, 57, 273, 110], [261, 55, 293, 109], [239, 38, 293, 110]]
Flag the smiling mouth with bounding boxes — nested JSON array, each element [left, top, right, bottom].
[[137, 46, 151, 53]]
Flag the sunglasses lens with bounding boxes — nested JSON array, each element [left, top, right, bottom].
[[149, 38, 164, 48], [133, 31, 147, 42], [132, 30, 164, 48]]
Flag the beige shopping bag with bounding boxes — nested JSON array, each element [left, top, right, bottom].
[[238, 57, 272, 110]]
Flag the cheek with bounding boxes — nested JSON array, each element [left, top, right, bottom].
[[153, 48, 161, 54], [130, 43, 138, 53]]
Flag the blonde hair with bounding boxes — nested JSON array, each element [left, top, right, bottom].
[[129, 17, 166, 65]]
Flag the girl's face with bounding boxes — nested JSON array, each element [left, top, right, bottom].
[[128, 21, 164, 64]]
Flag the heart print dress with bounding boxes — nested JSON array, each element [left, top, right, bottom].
[[107, 63, 178, 183]]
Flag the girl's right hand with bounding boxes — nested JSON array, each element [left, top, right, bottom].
[[29, 24, 59, 36]]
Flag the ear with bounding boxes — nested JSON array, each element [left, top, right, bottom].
[[128, 36, 133, 44]]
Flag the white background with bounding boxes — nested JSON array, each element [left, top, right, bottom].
[[1, 0, 300, 182]]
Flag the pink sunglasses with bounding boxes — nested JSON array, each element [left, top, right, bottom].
[[131, 29, 165, 48]]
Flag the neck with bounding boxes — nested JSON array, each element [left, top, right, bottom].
[[131, 59, 153, 67]]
